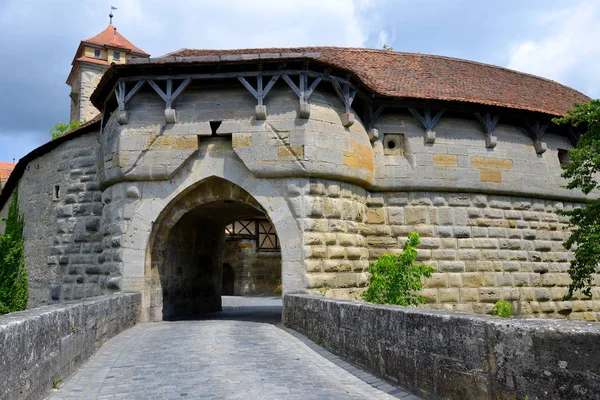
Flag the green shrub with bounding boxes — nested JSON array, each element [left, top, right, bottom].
[[362, 232, 434, 306], [0, 188, 27, 315], [492, 300, 512, 318]]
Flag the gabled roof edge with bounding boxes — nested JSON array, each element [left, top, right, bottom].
[[0, 117, 101, 211]]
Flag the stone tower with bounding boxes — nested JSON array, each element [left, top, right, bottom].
[[66, 25, 149, 122]]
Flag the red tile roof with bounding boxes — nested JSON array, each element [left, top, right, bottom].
[[0, 162, 16, 180], [160, 47, 590, 116], [83, 25, 149, 56], [76, 56, 110, 67]]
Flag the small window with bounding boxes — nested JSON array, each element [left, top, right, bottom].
[[113, 51, 121, 60], [558, 149, 571, 165], [383, 133, 405, 156], [94, 49, 101, 58], [53, 185, 60, 201]]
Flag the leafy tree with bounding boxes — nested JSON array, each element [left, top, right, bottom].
[[50, 120, 84, 140], [0, 188, 27, 315], [552, 99, 600, 299], [363, 232, 434, 306]]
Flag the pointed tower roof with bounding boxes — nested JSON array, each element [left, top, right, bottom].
[[82, 24, 149, 56]]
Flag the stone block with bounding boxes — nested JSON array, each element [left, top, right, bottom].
[[367, 128, 379, 142], [117, 110, 128, 125], [533, 141, 547, 154], [255, 105, 267, 120], [485, 136, 497, 148], [366, 208, 385, 224], [340, 112, 355, 127], [424, 130, 436, 144], [433, 154, 458, 167], [425, 273, 447, 288], [439, 288, 460, 302], [298, 103, 311, 119], [405, 206, 429, 225], [480, 169, 502, 182], [470, 156, 514, 170]]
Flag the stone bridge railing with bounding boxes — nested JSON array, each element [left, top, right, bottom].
[[283, 294, 600, 400], [0, 293, 141, 400]]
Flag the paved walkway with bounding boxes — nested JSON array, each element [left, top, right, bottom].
[[48, 297, 419, 400]]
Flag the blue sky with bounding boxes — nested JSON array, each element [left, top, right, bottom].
[[0, 0, 598, 162]]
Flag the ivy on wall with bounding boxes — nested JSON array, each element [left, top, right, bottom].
[[0, 188, 28, 315]]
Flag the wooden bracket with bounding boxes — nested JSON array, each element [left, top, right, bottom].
[[525, 119, 549, 154], [365, 103, 385, 141], [237, 74, 280, 120], [282, 73, 322, 118], [114, 80, 146, 124], [147, 78, 191, 123], [408, 108, 445, 143], [331, 79, 356, 127], [474, 112, 500, 148]]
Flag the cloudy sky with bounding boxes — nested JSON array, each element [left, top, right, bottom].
[[0, 0, 598, 162]]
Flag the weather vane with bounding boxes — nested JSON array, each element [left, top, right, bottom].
[[109, 6, 117, 25]]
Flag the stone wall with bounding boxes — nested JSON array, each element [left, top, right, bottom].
[[223, 239, 281, 295], [73, 65, 105, 123], [0, 293, 141, 400], [363, 191, 600, 321], [284, 294, 600, 400], [0, 133, 105, 308]]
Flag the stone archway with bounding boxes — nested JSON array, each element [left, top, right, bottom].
[[144, 177, 295, 321]]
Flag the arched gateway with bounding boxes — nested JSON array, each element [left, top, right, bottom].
[[146, 176, 290, 320]]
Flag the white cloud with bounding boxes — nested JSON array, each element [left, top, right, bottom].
[[0, 0, 372, 161], [506, 0, 600, 97]]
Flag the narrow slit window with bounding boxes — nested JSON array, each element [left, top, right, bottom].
[[210, 121, 222, 136], [53, 184, 60, 201]]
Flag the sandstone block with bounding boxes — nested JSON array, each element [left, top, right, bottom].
[[439, 288, 459, 302], [425, 273, 447, 288], [438, 261, 465, 272], [461, 272, 484, 287], [366, 208, 385, 224], [404, 206, 430, 225]]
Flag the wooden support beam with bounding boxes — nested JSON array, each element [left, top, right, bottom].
[[408, 108, 445, 132], [282, 74, 301, 98], [524, 119, 548, 143], [474, 112, 500, 137], [237, 76, 259, 99], [147, 80, 168, 102], [124, 80, 146, 104], [171, 78, 191, 103], [331, 80, 356, 113]]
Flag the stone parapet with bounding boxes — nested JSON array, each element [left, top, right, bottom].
[[0, 293, 141, 400], [284, 294, 600, 400]]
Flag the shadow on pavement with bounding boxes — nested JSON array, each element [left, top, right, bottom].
[[167, 296, 283, 324]]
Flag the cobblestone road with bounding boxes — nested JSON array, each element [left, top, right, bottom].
[[48, 297, 419, 400]]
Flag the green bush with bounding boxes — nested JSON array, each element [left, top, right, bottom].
[[0, 188, 27, 315], [492, 300, 512, 318], [362, 232, 434, 306]]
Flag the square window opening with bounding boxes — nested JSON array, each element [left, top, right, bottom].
[[558, 149, 571, 165], [113, 51, 121, 60], [94, 49, 101, 58]]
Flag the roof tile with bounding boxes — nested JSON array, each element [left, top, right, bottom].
[[163, 46, 590, 116], [83, 25, 149, 56]]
